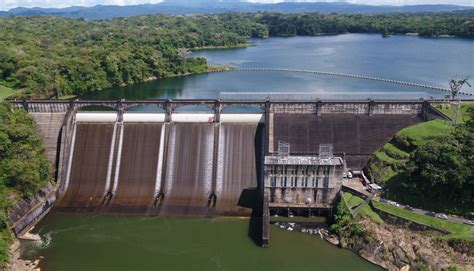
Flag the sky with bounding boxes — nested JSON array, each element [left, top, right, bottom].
[[1, 0, 473, 11]]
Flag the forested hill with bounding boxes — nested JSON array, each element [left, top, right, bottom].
[[0, 12, 473, 99], [1, 1, 472, 20], [0, 15, 267, 98]]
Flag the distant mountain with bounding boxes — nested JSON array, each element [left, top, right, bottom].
[[1, 1, 472, 20]]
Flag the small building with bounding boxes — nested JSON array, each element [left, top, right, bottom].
[[264, 143, 344, 213]]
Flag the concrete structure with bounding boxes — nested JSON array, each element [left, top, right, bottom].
[[264, 153, 344, 210], [8, 99, 449, 244]]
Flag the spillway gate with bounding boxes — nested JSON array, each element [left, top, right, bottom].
[[9, 99, 450, 245]]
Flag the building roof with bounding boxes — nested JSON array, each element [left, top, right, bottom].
[[264, 155, 343, 166]]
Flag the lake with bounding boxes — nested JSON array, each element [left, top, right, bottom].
[[85, 34, 473, 101]]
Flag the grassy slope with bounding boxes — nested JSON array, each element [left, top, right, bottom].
[[365, 102, 474, 185], [365, 119, 452, 184], [342, 193, 383, 224], [364, 103, 474, 218], [435, 102, 474, 124], [397, 119, 452, 146], [342, 193, 473, 241], [373, 200, 473, 241], [0, 86, 15, 101]]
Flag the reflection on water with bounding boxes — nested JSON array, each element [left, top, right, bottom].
[[83, 34, 473, 101]]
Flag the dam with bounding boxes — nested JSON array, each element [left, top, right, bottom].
[[9, 99, 447, 245]]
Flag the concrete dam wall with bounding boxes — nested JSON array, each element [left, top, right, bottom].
[[56, 113, 264, 216], [271, 113, 422, 169], [8, 100, 445, 230]]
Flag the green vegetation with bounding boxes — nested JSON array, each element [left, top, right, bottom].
[[330, 200, 368, 247], [435, 102, 474, 124], [0, 15, 267, 99], [365, 104, 474, 216], [397, 119, 453, 146], [342, 193, 382, 223], [255, 12, 474, 38], [1, 12, 473, 99], [372, 200, 474, 241], [365, 119, 451, 184], [0, 103, 52, 262], [0, 86, 15, 101]]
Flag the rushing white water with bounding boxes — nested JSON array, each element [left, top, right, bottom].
[[203, 125, 214, 196], [164, 125, 176, 195], [215, 124, 225, 196]]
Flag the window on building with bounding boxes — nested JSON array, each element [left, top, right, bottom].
[[291, 175, 296, 187], [271, 175, 276, 187]]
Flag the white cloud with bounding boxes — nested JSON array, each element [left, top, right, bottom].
[[1, 0, 472, 11]]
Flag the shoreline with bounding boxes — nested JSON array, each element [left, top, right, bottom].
[[272, 221, 386, 269], [6, 240, 42, 271], [190, 43, 256, 51], [65, 65, 233, 99]]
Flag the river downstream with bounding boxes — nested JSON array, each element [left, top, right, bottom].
[[21, 215, 381, 271]]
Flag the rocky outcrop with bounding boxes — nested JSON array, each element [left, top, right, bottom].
[[5, 241, 41, 271], [342, 219, 473, 271]]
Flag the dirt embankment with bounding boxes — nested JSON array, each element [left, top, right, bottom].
[[341, 219, 473, 271], [4, 240, 42, 271]]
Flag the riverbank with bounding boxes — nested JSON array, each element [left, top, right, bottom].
[[5, 240, 41, 271], [341, 217, 473, 271], [335, 193, 473, 270], [190, 43, 256, 51]]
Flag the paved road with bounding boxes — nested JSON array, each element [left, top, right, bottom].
[[343, 178, 472, 226]]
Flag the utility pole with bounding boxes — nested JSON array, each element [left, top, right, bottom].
[[452, 97, 461, 125], [448, 78, 470, 124], [449, 78, 471, 100]]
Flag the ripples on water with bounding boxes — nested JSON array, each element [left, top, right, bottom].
[[85, 34, 473, 101], [22, 214, 382, 271]]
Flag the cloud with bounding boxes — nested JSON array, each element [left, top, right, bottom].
[[1, 0, 472, 11]]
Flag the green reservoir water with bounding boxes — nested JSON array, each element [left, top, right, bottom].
[[22, 214, 381, 271]]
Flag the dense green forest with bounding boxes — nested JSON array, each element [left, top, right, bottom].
[[366, 106, 474, 216], [0, 15, 268, 98], [254, 12, 474, 37], [0, 12, 473, 98], [0, 103, 51, 262], [402, 108, 473, 215]]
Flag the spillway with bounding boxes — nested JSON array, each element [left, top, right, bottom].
[[160, 123, 215, 215], [215, 123, 264, 216], [108, 123, 163, 212], [57, 123, 114, 211], [51, 102, 427, 218], [58, 118, 262, 216]]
